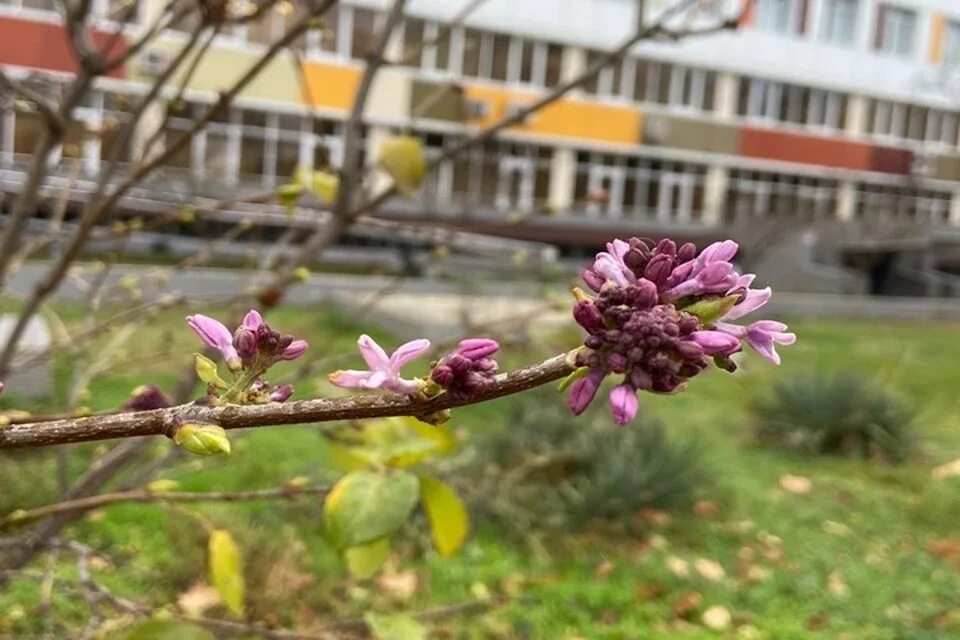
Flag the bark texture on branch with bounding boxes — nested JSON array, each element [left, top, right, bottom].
[[0, 354, 575, 449]]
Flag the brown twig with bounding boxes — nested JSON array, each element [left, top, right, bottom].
[[0, 353, 575, 449], [0, 484, 330, 529]]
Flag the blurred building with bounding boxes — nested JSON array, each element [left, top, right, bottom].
[[1, 0, 960, 290]]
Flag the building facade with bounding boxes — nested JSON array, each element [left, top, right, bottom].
[[1, 0, 960, 254]]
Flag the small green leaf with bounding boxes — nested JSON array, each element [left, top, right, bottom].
[[680, 295, 739, 325], [557, 366, 591, 392], [364, 613, 427, 640], [194, 354, 228, 390], [175, 423, 231, 457], [120, 619, 214, 640], [377, 136, 425, 196], [324, 471, 419, 549], [208, 529, 245, 616], [146, 479, 180, 493], [418, 475, 469, 556], [345, 537, 391, 579]]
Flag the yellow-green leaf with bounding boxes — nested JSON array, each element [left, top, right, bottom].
[[194, 354, 227, 390], [418, 475, 469, 556], [208, 530, 245, 616], [345, 537, 391, 579], [146, 479, 180, 493], [325, 441, 374, 472], [294, 166, 339, 202], [119, 619, 214, 640], [377, 136, 425, 196], [324, 471, 419, 550], [365, 613, 427, 640]]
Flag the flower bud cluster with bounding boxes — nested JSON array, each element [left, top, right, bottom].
[[430, 339, 500, 401], [569, 236, 795, 426]]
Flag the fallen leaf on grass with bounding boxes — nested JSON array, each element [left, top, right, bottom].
[[779, 474, 813, 495], [822, 520, 852, 537], [672, 591, 702, 619], [376, 570, 419, 601], [932, 459, 960, 481], [702, 605, 732, 631], [925, 538, 960, 562], [666, 556, 690, 578], [827, 570, 849, 598], [694, 558, 726, 582], [594, 560, 615, 580], [639, 508, 671, 527], [177, 582, 221, 618], [693, 500, 719, 518]]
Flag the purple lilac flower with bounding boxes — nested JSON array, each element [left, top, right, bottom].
[[431, 338, 500, 400], [268, 384, 294, 403], [188, 310, 308, 370], [569, 236, 795, 425], [187, 314, 241, 369], [329, 334, 431, 395]]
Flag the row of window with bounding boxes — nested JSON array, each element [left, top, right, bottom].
[[2, 92, 955, 226], [756, 0, 960, 65], [737, 77, 848, 131], [867, 98, 960, 145]]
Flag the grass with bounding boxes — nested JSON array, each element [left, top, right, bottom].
[[1, 309, 960, 639]]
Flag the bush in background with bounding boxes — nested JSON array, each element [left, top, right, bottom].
[[449, 388, 706, 537], [751, 371, 915, 462]]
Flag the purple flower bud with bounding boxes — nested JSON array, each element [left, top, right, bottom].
[[581, 269, 606, 292], [268, 384, 294, 403], [644, 254, 674, 287], [630, 367, 652, 390], [677, 242, 697, 263], [431, 364, 455, 387], [279, 339, 308, 361], [124, 384, 171, 411], [568, 368, 605, 415], [655, 239, 677, 257], [233, 327, 258, 361], [632, 279, 659, 309], [690, 330, 742, 356], [456, 338, 499, 361], [674, 339, 705, 360], [607, 352, 628, 373], [623, 248, 648, 276], [610, 383, 639, 426], [573, 300, 604, 333]]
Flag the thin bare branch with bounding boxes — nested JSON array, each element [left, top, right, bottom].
[[0, 353, 574, 449]]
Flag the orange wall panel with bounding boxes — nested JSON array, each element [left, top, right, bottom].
[[0, 15, 126, 78], [740, 127, 874, 171], [300, 62, 362, 111], [929, 14, 946, 65], [463, 85, 641, 145]]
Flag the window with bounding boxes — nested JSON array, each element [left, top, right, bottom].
[[867, 99, 959, 145], [738, 78, 846, 131], [755, 0, 801, 35], [727, 169, 838, 222], [944, 20, 960, 67], [351, 7, 376, 59], [819, 0, 858, 45], [874, 5, 916, 57]]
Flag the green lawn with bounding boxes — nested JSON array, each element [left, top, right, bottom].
[[2, 308, 960, 639]]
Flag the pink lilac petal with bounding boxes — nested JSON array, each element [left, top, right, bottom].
[[607, 239, 630, 260], [742, 321, 796, 365], [609, 383, 639, 426], [242, 310, 263, 330], [280, 339, 308, 360], [361, 370, 388, 389], [694, 240, 739, 271], [722, 287, 772, 321], [568, 368, 605, 415], [328, 369, 374, 388], [357, 334, 391, 370], [690, 330, 742, 356], [733, 273, 756, 289], [390, 338, 432, 369], [456, 338, 499, 361], [593, 254, 633, 286], [186, 314, 232, 350]]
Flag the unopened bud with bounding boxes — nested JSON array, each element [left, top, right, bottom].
[[174, 423, 231, 456], [573, 300, 604, 333], [644, 254, 674, 287], [233, 327, 258, 361], [456, 338, 499, 361], [269, 384, 294, 403]]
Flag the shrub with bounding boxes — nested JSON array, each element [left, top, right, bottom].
[[751, 371, 915, 462], [450, 388, 706, 536]]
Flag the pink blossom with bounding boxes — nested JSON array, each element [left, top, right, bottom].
[[186, 314, 240, 369], [328, 334, 431, 395], [609, 383, 639, 426], [280, 339, 308, 361]]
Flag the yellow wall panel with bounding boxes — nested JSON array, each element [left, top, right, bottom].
[[930, 14, 946, 65], [300, 62, 362, 111], [129, 40, 301, 103], [463, 85, 641, 145]]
